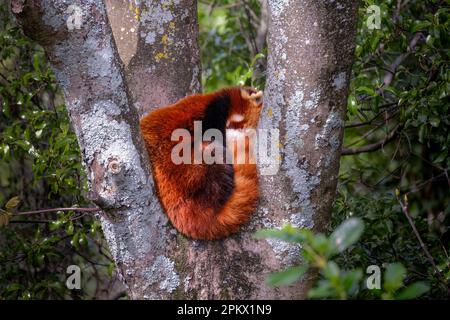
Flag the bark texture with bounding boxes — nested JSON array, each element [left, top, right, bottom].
[[173, 0, 359, 299], [11, 0, 176, 299], [104, 0, 201, 117], [12, 0, 358, 299], [257, 0, 359, 295]]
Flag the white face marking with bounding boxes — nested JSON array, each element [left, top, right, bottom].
[[230, 114, 244, 122], [226, 129, 242, 139]]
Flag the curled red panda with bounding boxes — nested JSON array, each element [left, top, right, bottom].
[[140, 87, 263, 240]]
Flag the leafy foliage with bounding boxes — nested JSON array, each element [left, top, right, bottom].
[[257, 219, 430, 299], [335, 0, 449, 298], [199, 0, 266, 91]]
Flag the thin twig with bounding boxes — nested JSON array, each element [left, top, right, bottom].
[[345, 104, 398, 128], [10, 220, 51, 224], [404, 171, 448, 195], [13, 207, 101, 216], [341, 125, 399, 155], [74, 249, 110, 267], [393, 0, 403, 24], [397, 195, 449, 294], [345, 122, 386, 148], [382, 32, 424, 88]]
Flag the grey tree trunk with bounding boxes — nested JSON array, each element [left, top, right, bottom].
[[11, 0, 177, 299], [104, 0, 201, 117], [12, 0, 358, 299], [255, 0, 359, 297]]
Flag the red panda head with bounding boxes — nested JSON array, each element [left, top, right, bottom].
[[226, 87, 263, 129]]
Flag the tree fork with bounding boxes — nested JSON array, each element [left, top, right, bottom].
[[12, 0, 359, 299]]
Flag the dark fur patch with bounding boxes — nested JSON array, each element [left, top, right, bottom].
[[192, 94, 234, 212], [202, 94, 231, 139], [191, 162, 234, 211]]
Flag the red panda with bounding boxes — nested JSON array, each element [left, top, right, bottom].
[[140, 87, 263, 240]]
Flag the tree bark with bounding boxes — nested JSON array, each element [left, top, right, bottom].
[[254, 0, 359, 297], [162, 0, 359, 299], [12, 0, 358, 299], [11, 0, 177, 299], [104, 0, 201, 117]]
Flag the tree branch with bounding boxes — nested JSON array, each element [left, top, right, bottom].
[[345, 104, 398, 128], [258, 0, 359, 298], [397, 194, 449, 293], [104, 0, 201, 116], [12, 207, 100, 216], [255, 0, 268, 54], [382, 32, 424, 88], [341, 125, 400, 155], [10, 220, 51, 224]]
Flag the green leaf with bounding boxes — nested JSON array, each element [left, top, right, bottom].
[[254, 225, 308, 244], [429, 116, 440, 127], [0, 211, 12, 226], [250, 53, 265, 66], [49, 220, 62, 231], [65, 222, 74, 236], [311, 233, 331, 255], [433, 151, 447, 164], [307, 281, 334, 299], [71, 232, 79, 248], [411, 21, 431, 33], [322, 261, 340, 280], [418, 124, 427, 143], [5, 196, 20, 209], [384, 263, 406, 292], [33, 53, 40, 72], [266, 265, 308, 287], [356, 86, 376, 96], [341, 269, 363, 291], [78, 232, 87, 247], [396, 282, 429, 300], [6, 283, 23, 293], [347, 95, 358, 115], [329, 218, 364, 253], [107, 263, 115, 278]]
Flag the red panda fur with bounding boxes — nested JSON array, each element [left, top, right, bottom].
[[140, 87, 262, 240]]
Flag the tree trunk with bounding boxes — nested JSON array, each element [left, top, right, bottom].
[[11, 0, 178, 299], [104, 0, 201, 117], [255, 0, 359, 297], [12, 0, 358, 299]]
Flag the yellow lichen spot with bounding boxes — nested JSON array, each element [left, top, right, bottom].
[[276, 155, 283, 161], [161, 34, 169, 45], [267, 107, 273, 117], [277, 142, 283, 149], [135, 7, 141, 21], [169, 22, 176, 29], [155, 52, 169, 62]]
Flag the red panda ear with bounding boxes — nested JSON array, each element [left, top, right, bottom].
[[240, 88, 252, 100], [240, 88, 263, 104]]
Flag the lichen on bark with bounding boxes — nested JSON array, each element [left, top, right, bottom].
[[12, 0, 177, 299], [105, 0, 201, 117], [12, 0, 359, 299]]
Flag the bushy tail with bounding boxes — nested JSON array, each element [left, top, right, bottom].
[[167, 163, 258, 240], [213, 163, 259, 238]]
